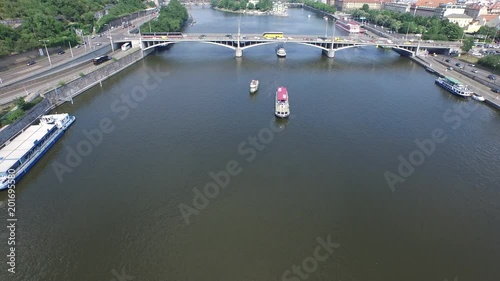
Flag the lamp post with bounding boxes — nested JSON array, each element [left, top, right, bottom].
[[39, 39, 52, 66], [324, 16, 328, 38], [104, 24, 114, 52]]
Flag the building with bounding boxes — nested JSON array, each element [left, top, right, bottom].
[[383, 2, 410, 13], [464, 20, 482, 33], [410, 5, 438, 17], [335, 0, 388, 12], [414, 0, 453, 9], [445, 13, 473, 27], [478, 14, 500, 27], [435, 4, 466, 19], [272, 1, 287, 15], [489, 2, 500, 14], [465, 3, 488, 19]]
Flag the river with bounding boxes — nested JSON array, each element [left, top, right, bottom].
[[1, 6, 500, 281]]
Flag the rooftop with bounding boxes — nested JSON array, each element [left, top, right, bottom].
[[0, 122, 56, 174], [445, 13, 473, 19]]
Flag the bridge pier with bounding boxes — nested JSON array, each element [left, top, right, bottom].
[[322, 49, 335, 58], [235, 48, 243, 58]]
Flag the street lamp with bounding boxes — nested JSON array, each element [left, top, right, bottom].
[[104, 24, 114, 52], [39, 39, 52, 66], [324, 16, 328, 38]]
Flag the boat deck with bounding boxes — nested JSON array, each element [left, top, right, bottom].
[[0, 122, 56, 174]]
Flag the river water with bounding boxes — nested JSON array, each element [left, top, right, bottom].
[[1, 7, 500, 281]]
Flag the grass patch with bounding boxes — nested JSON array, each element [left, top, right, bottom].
[[0, 96, 45, 127], [459, 55, 479, 64], [79, 72, 85, 77]]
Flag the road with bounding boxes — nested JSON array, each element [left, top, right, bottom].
[[0, 13, 155, 89], [0, 48, 135, 105], [434, 54, 499, 86], [417, 55, 500, 107]]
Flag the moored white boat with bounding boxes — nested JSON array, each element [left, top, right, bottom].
[[250, 80, 259, 93], [435, 77, 473, 98], [0, 113, 76, 190], [472, 93, 485, 101], [275, 87, 290, 118]]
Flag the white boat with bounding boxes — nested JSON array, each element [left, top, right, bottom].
[[435, 77, 473, 98], [472, 93, 485, 101], [0, 113, 76, 190], [275, 87, 290, 118], [250, 80, 259, 93], [335, 18, 361, 34], [276, 44, 286, 57]]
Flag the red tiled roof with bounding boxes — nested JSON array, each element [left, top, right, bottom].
[[338, 0, 388, 3], [489, 2, 500, 10], [479, 14, 499, 22]]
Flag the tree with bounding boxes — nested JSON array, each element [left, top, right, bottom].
[[462, 37, 474, 52], [361, 4, 369, 12], [247, 2, 254, 9]]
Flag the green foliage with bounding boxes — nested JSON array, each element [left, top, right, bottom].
[[58, 81, 66, 86], [477, 26, 499, 40], [361, 4, 369, 12], [462, 37, 474, 52], [302, 0, 336, 13], [478, 55, 500, 71], [96, 0, 146, 32], [212, 0, 273, 12], [140, 0, 188, 33], [0, 96, 43, 125], [79, 72, 85, 77], [13, 97, 26, 110], [4, 109, 25, 124], [351, 9, 463, 41], [0, 0, 117, 56]]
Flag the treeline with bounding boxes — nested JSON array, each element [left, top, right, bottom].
[[352, 9, 463, 41], [95, 0, 147, 32], [290, 0, 336, 14], [141, 0, 188, 33], [478, 55, 500, 71], [0, 0, 148, 56], [211, 0, 273, 11]]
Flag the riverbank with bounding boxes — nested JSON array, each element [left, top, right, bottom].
[[410, 55, 500, 109], [0, 47, 152, 144]]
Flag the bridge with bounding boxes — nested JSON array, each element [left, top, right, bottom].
[[114, 33, 462, 58]]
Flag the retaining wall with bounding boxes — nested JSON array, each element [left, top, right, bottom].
[[0, 98, 54, 146]]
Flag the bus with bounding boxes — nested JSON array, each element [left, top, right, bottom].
[[121, 42, 131, 51], [92, 56, 110, 66], [262, 32, 284, 39], [141, 32, 185, 39]]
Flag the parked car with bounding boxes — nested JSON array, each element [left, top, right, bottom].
[[488, 74, 496, 80], [26, 60, 36, 66], [492, 88, 500, 93], [471, 69, 478, 73], [96, 43, 102, 46], [455, 63, 462, 67], [447, 67, 454, 71], [58, 50, 65, 55], [445, 59, 451, 62], [468, 63, 475, 67]]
